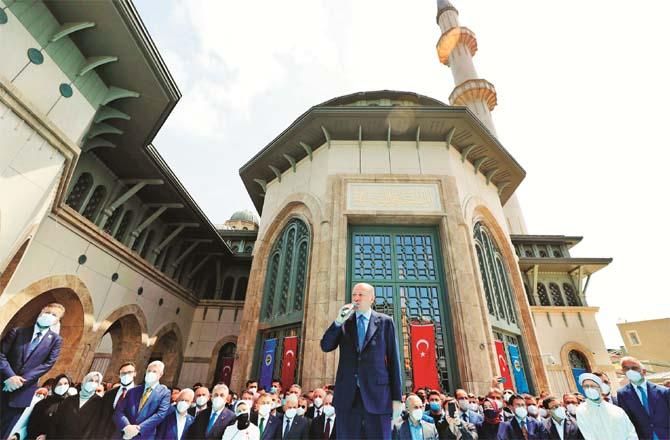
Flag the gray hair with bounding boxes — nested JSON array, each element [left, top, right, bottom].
[[285, 394, 299, 405], [179, 388, 195, 399], [212, 383, 229, 396], [405, 394, 422, 409], [147, 360, 165, 373]]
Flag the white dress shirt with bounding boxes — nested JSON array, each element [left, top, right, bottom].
[[114, 383, 135, 408], [282, 417, 294, 437], [324, 415, 335, 438], [552, 418, 565, 440], [176, 412, 187, 439], [632, 380, 649, 407]]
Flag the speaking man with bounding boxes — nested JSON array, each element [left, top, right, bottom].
[[320, 282, 402, 439]]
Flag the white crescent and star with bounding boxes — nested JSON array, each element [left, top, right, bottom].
[[415, 339, 430, 357], [222, 366, 231, 375]]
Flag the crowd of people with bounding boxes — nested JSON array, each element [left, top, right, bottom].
[[2, 303, 670, 440]]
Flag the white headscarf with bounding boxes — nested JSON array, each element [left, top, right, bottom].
[[79, 371, 103, 402]]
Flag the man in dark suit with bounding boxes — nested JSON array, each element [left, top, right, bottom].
[[157, 388, 195, 440], [541, 395, 583, 440], [278, 395, 309, 440], [102, 361, 138, 438], [617, 356, 670, 440], [185, 383, 235, 439], [320, 282, 402, 439], [496, 394, 548, 440], [251, 393, 281, 440], [113, 360, 171, 439], [305, 388, 326, 420], [188, 386, 210, 417], [308, 392, 336, 440], [0, 302, 64, 439]]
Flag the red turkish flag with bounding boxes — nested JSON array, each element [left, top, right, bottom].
[[281, 336, 298, 391], [494, 340, 514, 390], [410, 323, 440, 391], [220, 357, 234, 386]]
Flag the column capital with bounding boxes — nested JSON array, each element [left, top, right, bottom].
[[449, 78, 497, 111]]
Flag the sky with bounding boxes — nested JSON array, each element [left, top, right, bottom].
[[134, 0, 670, 348]]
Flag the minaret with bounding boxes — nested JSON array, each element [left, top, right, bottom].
[[436, 0, 528, 234]]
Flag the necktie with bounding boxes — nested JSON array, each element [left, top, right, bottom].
[[521, 420, 528, 440], [115, 387, 127, 408], [139, 387, 152, 411], [207, 411, 218, 434], [324, 418, 331, 440], [284, 418, 291, 438], [637, 385, 650, 414], [28, 332, 42, 355], [357, 315, 366, 351], [259, 417, 265, 436], [316, 408, 320, 418]]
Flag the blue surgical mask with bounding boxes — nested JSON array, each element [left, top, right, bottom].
[[270, 387, 277, 394], [625, 370, 643, 384], [429, 402, 441, 412], [37, 313, 57, 328]]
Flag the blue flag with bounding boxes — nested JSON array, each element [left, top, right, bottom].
[[259, 338, 277, 391], [507, 344, 529, 394], [572, 367, 587, 395]]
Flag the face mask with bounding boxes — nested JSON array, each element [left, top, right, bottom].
[[468, 403, 479, 412], [67, 387, 78, 396], [83, 381, 97, 393], [539, 408, 548, 418], [120, 374, 134, 386], [566, 403, 577, 415], [601, 383, 611, 396], [236, 412, 250, 430], [196, 396, 208, 407], [259, 403, 272, 416], [514, 407, 527, 419], [314, 397, 323, 408], [54, 384, 69, 396], [176, 400, 190, 413], [285, 408, 297, 419], [323, 405, 335, 417], [527, 405, 538, 416], [296, 407, 305, 416], [37, 313, 57, 328], [281, 398, 287, 406], [248, 387, 257, 394], [212, 396, 225, 411], [484, 409, 497, 419], [410, 408, 424, 421], [458, 399, 469, 411], [429, 402, 441, 412], [551, 406, 566, 421], [584, 387, 601, 401], [144, 372, 158, 385], [495, 399, 504, 408], [625, 370, 643, 384], [270, 387, 277, 394]]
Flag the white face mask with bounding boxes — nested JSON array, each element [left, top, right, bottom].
[[539, 408, 548, 418], [458, 399, 469, 411], [468, 402, 479, 412], [410, 408, 424, 421], [248, 387, 257, 394], [259, 403, 272, 416], [177, 401, 190, 414], [601, 383, 611, 396], [37, 313, 58, 328], [551, 406, 566, 421], [196, 396, 208, 407], [323, 405, 335, 417], [514, 407, 528, 419], [527, 405, 538, 416], [54, 384, 69, 396], [212, 396, 225, 411], [566, 403, 577, 415], [119, 373, 134, 386], [584, 387, 601, 401], [296, 407, 305, 416], [144, 371, 159, 385], [285, 408, 298, 419], [67, 387, 78, 396], [314, 397, 323, 408], [625, 370, 643, 384]]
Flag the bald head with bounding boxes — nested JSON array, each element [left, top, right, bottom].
[[352, 283, 375, 313]]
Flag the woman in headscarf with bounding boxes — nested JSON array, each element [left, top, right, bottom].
[[52, 371, 106, 439], [27, 374, 71, 440], [221, 400, 260, 440], [477, 397, 502, 439]]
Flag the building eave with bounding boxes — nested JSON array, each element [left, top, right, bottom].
[[518, 257, 613, 274]]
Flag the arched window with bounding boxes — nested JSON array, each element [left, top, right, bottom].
[[549, 283, 565, 306], [539, 249, 548, 258], [214, 342, 236, 385], [115, 210, 133, 242], [537, 283, 550, 306], [524, 283, 535, 306], [159, 246, 172, 273], [524, 249, 533, 258], [473, 222, 517, 325], [82, 185, 106, 221], [568, 350, 589, 370], [222, 277, 235, 300], [65, 172, 93, 211], [103, 205, 123, 234], [140, 230, 155, 258], [245, 244, 254, 253], [261, 218, 310, 321], [235, 277, 248, 301], [563, 283, 581, 306]]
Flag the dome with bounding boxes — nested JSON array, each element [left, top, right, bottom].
[[229, 209, 258, 224]]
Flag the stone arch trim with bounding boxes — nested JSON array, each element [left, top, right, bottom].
[[148, 321, 185, 387], [560, 341, 596, 391], [469, 204, 550, 393], [150, 321, 185, 353], [206, 335, 238, 386]]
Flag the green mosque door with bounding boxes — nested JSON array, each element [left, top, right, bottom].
[[347, 226, 457, 392]]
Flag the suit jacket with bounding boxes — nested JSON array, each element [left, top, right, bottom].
[[0, 326, 62, 407], [52, 394, 105, 439], [320, 310, 402, 414], [102, 385, 133, 438], [616, 381, 670, 440], [496, 417, 548, 440], [276, 415, 309, 440], [185, 406, 235, 440], [114, 383, 171, 440], [251, 412, 281, 440], [157, 407, 195, 440], [542, 416, 583, 440], [392, 419, 439, 440], [308, 414, 336, 440], [188, 403, 209, 418], [305, 405, 323, 420]]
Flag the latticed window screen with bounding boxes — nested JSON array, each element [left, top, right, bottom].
[[568, 350, 588, 369], [473, 223, 517, 325], [524, 284, 535, 306], [261, 219, 310, 321], [548, 283, 565, 306], [537, 283, 550, 306], [563, 283, 581, 306], [115, 210, 133, 242], [103, 205, 123, 234], [65, 172, 93, 211], [82, 185, 106, 221]]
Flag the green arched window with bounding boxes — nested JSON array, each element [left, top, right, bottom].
[[473, 222, 517, 327], [261, 218, 310, 323]]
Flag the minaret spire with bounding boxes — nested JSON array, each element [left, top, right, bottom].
[[435, 1, 528, 233]]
